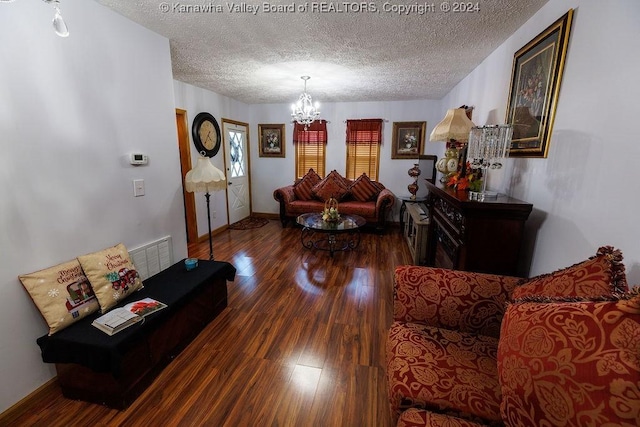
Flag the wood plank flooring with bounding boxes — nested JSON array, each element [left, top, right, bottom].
[[8, 220, 411, 426]]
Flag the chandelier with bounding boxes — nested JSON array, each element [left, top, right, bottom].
[[291, 76, 321, 129], [0, 0, 69, 37]]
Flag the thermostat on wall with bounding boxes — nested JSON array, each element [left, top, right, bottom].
[[130, 153, 148, 165]]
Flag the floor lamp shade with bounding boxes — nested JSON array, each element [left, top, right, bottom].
[[184, 156, 226, 260], [185, 157, 227, 192]]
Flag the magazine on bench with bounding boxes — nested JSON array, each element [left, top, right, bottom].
[[92, 298, 167, 336]]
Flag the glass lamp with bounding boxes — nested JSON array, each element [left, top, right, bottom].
[[467, 125, 513, 201]]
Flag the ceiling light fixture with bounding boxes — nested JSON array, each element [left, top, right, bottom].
[[1, 0, 69, 37], [291, 76, 320, 130]]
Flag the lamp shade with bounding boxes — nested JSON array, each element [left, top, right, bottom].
[[429, 108, 475, 142], [184, 157, 227, 193]]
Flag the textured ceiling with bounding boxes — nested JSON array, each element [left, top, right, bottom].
[[95, 0, 548, 104]]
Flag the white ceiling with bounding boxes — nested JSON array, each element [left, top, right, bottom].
[[95, 0, 548, 104]]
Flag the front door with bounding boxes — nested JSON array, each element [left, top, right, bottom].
[[222, 120, 250, 225]]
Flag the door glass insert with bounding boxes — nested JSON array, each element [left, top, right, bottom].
[[228, 130, 245, 178]]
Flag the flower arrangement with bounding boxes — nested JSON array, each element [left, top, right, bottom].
[[266, 132, 279, 148], [322, 197, 341, 222], [445, 162, 483, 192], [404, 133, 417, 148]]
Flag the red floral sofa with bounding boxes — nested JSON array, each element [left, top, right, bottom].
[[386, 246, 639, 427], [273, 169, 395, 231]]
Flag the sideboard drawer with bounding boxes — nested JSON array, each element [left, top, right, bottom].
[[433, 197, 464, 237], [434, 221, 458, 269]]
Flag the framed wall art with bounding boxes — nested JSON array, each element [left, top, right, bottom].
[[391, 121, 426, 159], [258, 123, 285, 158], [506, 9, 574, 158]]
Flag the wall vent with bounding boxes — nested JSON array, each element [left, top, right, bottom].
[[129, 236, 173, 281]]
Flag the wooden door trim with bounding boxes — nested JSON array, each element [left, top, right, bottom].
[[176, 109, 198, 243]]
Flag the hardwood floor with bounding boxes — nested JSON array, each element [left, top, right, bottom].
[[8, 220, 411, 426]]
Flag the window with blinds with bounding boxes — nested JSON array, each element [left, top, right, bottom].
[[345, 119, 382, 181], [294, 121, 327, 179]]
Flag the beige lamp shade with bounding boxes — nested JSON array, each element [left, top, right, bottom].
[[185, 157, 227, 193], [429, 108, 476, 143]]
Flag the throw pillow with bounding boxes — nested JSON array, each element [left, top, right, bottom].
[[293, 168, 321, 200], [498, 289, 640, 427], [312, 170, 350, 201], [348, 173, 381, 202], [19, 259, 100, 335], [77, 243, 143, 313], [512, 246, 628, 299]]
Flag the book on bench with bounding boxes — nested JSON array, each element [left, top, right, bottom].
[[92, 298, 167, 336]]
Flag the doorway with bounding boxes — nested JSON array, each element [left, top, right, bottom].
[[222, 119, 251, 225], [176, 109, 198, 243]]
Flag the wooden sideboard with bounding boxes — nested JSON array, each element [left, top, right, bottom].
[[425, 181, 533, 276]]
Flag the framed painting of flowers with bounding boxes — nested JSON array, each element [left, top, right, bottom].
[[258, 124, 285, 158], [391, 121, 426, 159], [506, 9, 573, 157]]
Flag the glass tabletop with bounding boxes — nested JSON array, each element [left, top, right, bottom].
[[296, 213, 366, 232]]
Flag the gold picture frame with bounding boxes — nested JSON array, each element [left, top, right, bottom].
[[258, 124, 285, 158], [391, 121, 426, 159], [506, 9, 573, 158]]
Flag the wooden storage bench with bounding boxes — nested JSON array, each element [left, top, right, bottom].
[[36, 259, 236, 409]]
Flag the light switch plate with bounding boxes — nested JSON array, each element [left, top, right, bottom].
[[133, 179, 145, 197]]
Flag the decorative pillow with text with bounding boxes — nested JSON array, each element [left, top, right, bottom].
[[19, 259, 99, 335], [77, 243, 143, 313]]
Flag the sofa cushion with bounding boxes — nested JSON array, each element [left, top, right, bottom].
[[387, 321, 503, 425], [338, 200, 377, 219], [293, 168, 321, 200], [19, 259, 100, 335], [394, 266, 520, 339], [78, 243, 143, 313], [397, 408, 489, 427], [312, 170, 350, 201], [498, 290, 640, 427], [511, 246, 628, 299], [348, 173, 381, 202]]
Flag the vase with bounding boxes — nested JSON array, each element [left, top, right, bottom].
[[407, 163, 421, 200]]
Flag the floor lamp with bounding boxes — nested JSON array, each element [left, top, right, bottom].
[[184, 155, 227, 260]]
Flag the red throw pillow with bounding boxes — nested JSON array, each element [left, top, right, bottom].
[[512, 246, 628, 299], [348, 173, 381, 202], [498, 289, 640, 427], [312, 170, 349, 201], [293, 168, 321, 200]]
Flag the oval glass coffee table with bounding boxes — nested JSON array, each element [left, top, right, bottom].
[[296, 213, 366, 257]]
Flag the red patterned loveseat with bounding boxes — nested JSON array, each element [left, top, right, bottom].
[[386, 246, 638, 427], [273, 169, 395, 231]]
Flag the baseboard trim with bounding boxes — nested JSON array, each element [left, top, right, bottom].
[[0, 377, 58, 425]]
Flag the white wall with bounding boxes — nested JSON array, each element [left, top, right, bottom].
[[0, 0, 186, 413], [441, 0, 640, 280], [250, 99, 443, 220]]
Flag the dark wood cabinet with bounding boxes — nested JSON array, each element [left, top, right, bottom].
[[425, 182, 533, 276]]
